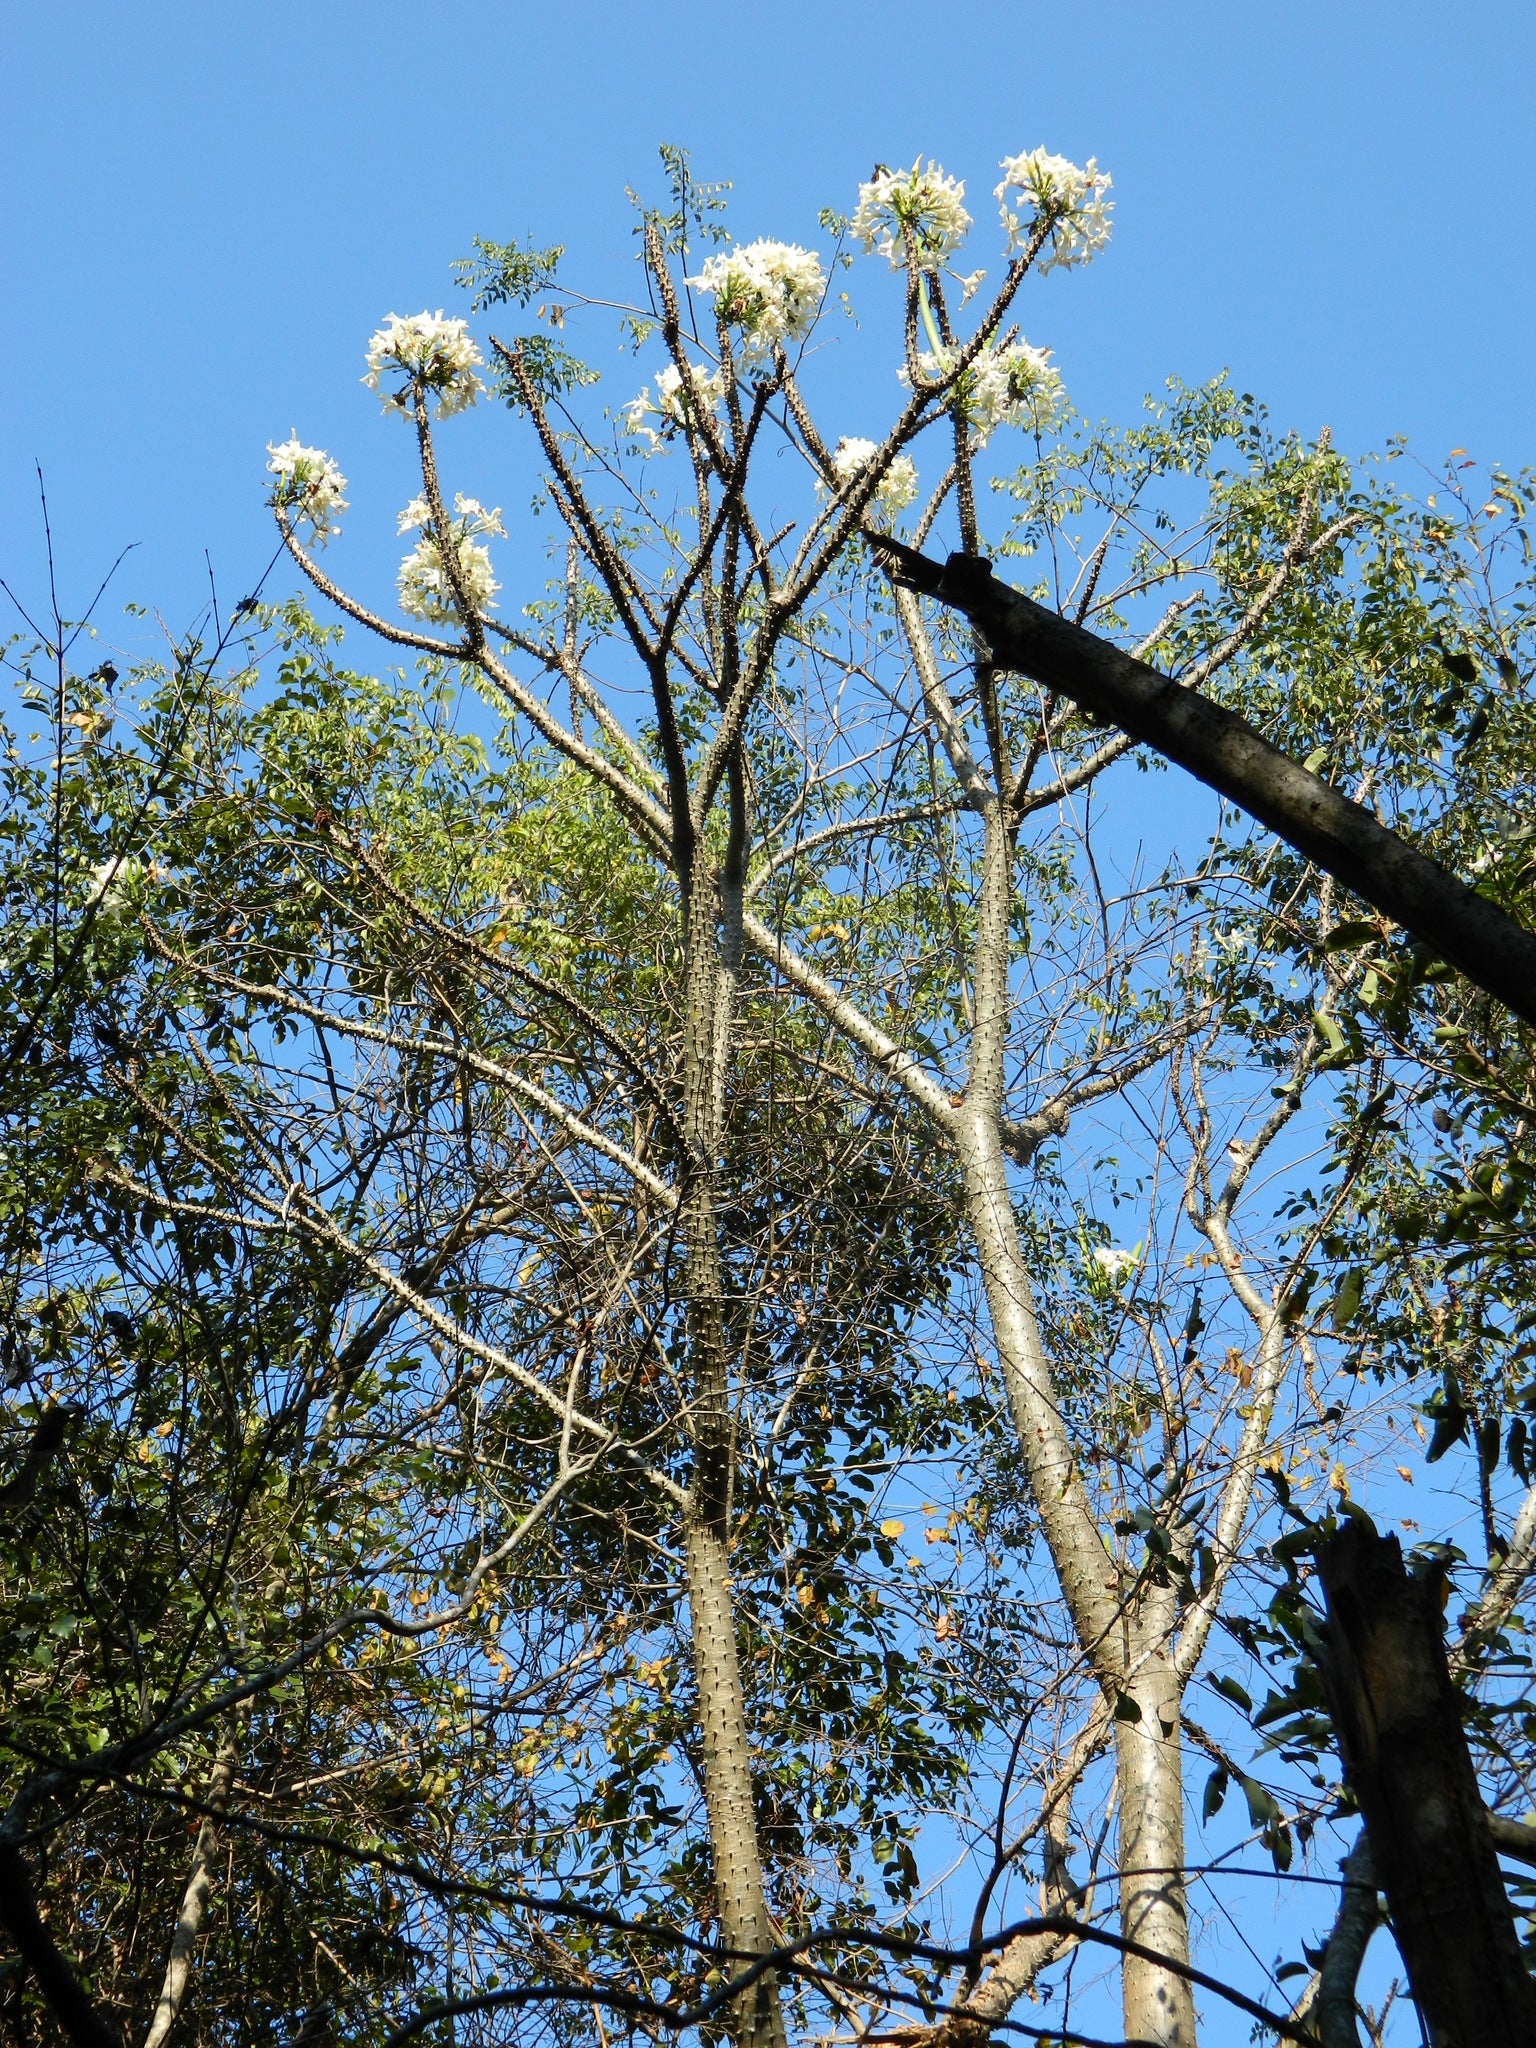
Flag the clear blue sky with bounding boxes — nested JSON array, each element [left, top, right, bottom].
[[4, 0, 1535, 645]]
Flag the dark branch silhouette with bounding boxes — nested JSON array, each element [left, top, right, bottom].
[[870, 538, 1536, 1029]]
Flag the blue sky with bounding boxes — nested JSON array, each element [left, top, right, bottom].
[[4, 0, 1535, 644]]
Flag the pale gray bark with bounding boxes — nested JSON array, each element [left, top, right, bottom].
[[951, 796, 1196, 2045], [684, 1518, 785, 2048], [269, 271, 1363, 2047], [142, 1738, 238, 2048], [1113, 1636, 1195, 2046], [932, 1735, 1101, 2048], [1455, 1479, 1536, 1669]]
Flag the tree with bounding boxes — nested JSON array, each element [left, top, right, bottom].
[[2, 141, 1533, 2048]]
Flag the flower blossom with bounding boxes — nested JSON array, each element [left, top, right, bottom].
[[688, 241, 825, 364], [265, 435, 348, 544], [902, 338, 1066, 445], [822, 436, 918, 519], [995, 149, 1113, 272], [365, 311, 486, 417], [623, 361, 726, 449], [397, 494, 504, 622], [86, 855, 168, 918], [1089, 1245, 1140, 1285], [852, 160, 971, 272]]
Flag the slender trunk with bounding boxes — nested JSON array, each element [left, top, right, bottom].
[[1298, 1832, 1379, 2048], [684, 1518, 785, 2048], [679, 844, 786, 2048], [142, 1737, 238, 2048], [956, 804, 1196, 2044], [953, 810, 1119, 1660], [1115, 1638, 1195, 2047]]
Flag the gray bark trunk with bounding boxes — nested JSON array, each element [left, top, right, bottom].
[[142, 1738, 238, 2048], [951, 803, 1196, 2043], [679, 844, 786, 2048], [1114, 1644, 1195, 2047], [684, 1518, 785, 2048]]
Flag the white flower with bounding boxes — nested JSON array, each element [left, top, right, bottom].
[[822, 436, 919, 519], [688, 241, 825, 364], [265, 435, 348, 544], [995, 149, 1113, 272], [1089, 1245, 1140, 1285], [396, 494, 505, 622], [852, 160, 971, 272], [902, 338, 1066, 445], [365, 311, 486, 417], [85, 855, 167, 918], [623, 360, 726, 449]]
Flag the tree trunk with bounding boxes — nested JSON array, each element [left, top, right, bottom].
[[684, 1519, 786, 2048], [0, 1833, 121, 2048], [679, 844, 786, 2048], [1296, 1831, 1379, 2048], [953, 804, 1197, 2041], [141, 1738, 238, 2048], [1114, 1646, 1196, 2048], [1315, 1519, 1536, 2047]]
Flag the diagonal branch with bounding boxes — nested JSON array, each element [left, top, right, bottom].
[[868, 535, 1536, 1027]]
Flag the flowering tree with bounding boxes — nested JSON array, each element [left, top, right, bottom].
[[3, 141, 1535, 2048]]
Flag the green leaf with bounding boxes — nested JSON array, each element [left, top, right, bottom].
[[1312, 1010, 1347, 1059], [1241, 1774, 1281, 1828], [452, 234, 564, 312], [1113, 1692, 1143, 1723], [1202, 1767, 1229, 1820], [1331, 1268, 1366, 1331], [1426, 1402, 1469, 1464], [1211, 1674, 1253, 1714], [1321, 920, 1379, 954], [1479, 1414, 1501, 1476], [1439, 645, 1478, 683], [497, 336, 600, 409], [1459, 702, 1491, 750]]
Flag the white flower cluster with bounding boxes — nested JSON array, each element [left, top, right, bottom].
[[1089, 1245, 1140, 1285], [852, 160, 972, 272], [265, 435, 348, 544], [824, 436, 919, 519], [623, 360, 726, 450], [903, 338, 1066, 445], [397, 494, 504, 622], [688, 241, 825, 364], [365, 311, 486, 417], [995, 149, 1113, 272], [86, 855, 168, 919]]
